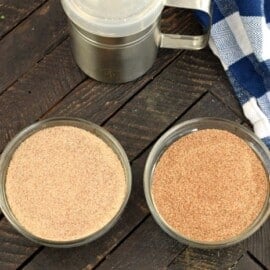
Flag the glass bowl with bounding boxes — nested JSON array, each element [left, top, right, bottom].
[[0, 117, 132, 248], [144, 118, 270, 249]]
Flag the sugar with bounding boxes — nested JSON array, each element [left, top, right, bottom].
[[152, 129, 269, 242], [6, 126, 126, 242]]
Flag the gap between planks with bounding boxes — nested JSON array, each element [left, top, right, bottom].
[[125, 91, 209, 162], [92, 214, 151, 270], [0, 34, 69, 101], [0, 0, 69, 95], [17, 247, 44, 270], [247, 251, 268, 270], [40, 50, 186, 122], [0, 0, 49, 41]]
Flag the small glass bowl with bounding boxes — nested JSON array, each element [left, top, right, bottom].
[[0, 117, 132, 248], [144, 118, 270, 249]]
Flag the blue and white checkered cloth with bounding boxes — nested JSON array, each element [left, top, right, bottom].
[[207, 0, 270, 147]]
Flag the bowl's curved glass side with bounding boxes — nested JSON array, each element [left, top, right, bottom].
[[144, 118, 270, 249], [0, 117, 132, 248]]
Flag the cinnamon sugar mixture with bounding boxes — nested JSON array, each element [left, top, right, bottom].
[[152, 129, 268, 242], [6, 126, 126, 241]]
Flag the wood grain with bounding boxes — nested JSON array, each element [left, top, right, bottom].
[[234, 253, 263, 270], [243, 219, 270, 269], [180, 92, 241, 123], [0, 0, 47, 39], [104, 49, 232, 160], [0, 219, 39, 270], [44, 46, 184, 121], [209, 74, 244, 118], [0, 0, 68, 93], [97, 217, 185, 270], [43, 8, 199, 121], [0, 6, 194, 228], [168, 246, 244, 270], [174, 48, 244, 118], [0, 43, 242, 269], [0, 39, 85, 154]]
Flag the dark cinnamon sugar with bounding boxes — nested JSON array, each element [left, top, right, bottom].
[[152, 129, 268, 242]]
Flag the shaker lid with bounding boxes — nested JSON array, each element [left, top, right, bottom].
[[61, 0, 164, 37]]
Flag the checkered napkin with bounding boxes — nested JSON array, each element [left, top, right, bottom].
[[205, 0, 270, 147]]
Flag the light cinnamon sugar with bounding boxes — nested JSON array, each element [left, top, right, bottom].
[[6, 126, 126, 241], [152, 129, 269, 242]]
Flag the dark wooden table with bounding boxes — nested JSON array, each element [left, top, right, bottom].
[[0, 1, 269, 269]]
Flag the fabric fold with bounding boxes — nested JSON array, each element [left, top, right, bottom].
[[204, 0, 270, 147]]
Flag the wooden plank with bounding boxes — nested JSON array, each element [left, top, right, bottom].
[[243, 219, 270, 269], [168, 246, 244, 270], [26, 94, 243, 270], [103, 49, 224, 160], [0, 0, 47, 39], [97, 217, 185, 270], [0, 39, 85, 154], [234, 253, 263, 270], [44, 46, 183, 121], [186, 43, 243, 118], [210, 76, 244, 119], [180, 92, 241, 123], [0, 0, 68, 94], [0, 27, 245, 268], [161, 7, 201, 35], [196, 53, 244, 119], [0, 219, 39, 270], [0, 5, 194, 96]]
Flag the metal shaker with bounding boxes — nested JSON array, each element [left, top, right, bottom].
[[61, 0, 212, 83]]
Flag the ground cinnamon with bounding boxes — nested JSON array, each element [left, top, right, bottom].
[[152, 129, 268, 242]]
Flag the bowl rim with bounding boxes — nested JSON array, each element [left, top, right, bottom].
[[144, 117, 270, 249], [0, 117, 132, 248]]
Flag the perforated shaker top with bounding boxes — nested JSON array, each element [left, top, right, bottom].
[[61, 0, 164, 37]]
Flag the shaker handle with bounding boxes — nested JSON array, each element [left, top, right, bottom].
[[160, 0, 212, 50]]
